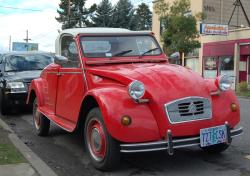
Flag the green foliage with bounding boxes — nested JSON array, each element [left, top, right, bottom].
[[154, 0, 169, 18], [56, 0, 96, 29], [56, 0, 153, 31], [134, 3, 152, 30], [154, 0, 201, 55], [91, 0, 113, 27], [112, 0, 136, 30], [237, 81, 249, 92], [0, 127, 26, 165]]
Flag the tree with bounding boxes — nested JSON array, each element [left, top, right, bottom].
[[154, 0, 200, 58], [134, 3, 152, 30], [112, 0, 135, 30], [56, 0, 96, 29], [91, 0, 113, 27]]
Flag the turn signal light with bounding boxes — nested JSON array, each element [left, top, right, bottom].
[[121, 116, 132, 126], [231, 103, 237, 112]]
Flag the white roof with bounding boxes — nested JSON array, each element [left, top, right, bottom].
[[55, 27, 153, 55], [59, 27, 152, 37]]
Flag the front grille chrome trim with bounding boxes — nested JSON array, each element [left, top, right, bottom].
[[164, 96, 212, 124]]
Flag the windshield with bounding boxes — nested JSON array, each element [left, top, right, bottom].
[[81, 35, 162, 58], [4, 54, 53, 72]]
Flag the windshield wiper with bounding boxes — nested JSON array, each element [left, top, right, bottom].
[[140, 48, 160, 58], [113, 50, 133, 57]]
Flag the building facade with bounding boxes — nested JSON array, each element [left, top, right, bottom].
[[152, 0, 250, 87]]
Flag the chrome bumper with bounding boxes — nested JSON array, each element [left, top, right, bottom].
[[120, 126, 243, 154]]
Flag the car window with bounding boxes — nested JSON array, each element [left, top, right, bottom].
[[81, 35, 162, 58], [4, 54, 53, 72], [61, 36, 80, 68]]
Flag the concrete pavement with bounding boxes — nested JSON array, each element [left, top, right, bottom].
[[0, 117, 57, 176]]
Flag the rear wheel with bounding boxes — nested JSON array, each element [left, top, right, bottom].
[[33, 98, 50, 136], [201, 143, 230, 154], [84, 108, 120, 171]]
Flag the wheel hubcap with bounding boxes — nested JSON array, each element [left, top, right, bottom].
[[87, 118, 106, 162]]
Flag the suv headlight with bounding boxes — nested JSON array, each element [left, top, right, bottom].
[[128, 80, 145, 100], [6, 82, 26, 93], [217, 75, 232, 91]]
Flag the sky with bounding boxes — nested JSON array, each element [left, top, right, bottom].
[[0, 0, 125, 53]]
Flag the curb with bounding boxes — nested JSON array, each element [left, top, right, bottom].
[[0, 118, 57, 176], [238, 96, 250, 99]]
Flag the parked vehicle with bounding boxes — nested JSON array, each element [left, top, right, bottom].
[[0, 51, 54, 115], [27, 28, 243, 171]]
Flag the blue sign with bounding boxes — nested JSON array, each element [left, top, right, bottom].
[[12, 42, 38, 51]]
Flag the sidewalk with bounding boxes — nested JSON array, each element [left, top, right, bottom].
[[0, 117, 57, 176]]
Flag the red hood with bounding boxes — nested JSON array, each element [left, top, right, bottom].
[[87, 63, 211, 102]]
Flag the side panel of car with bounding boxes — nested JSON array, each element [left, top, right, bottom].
[[40, 64, 60, 114], [55, 67, 85, 123]]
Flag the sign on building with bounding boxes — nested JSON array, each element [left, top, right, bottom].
[[200, 23, 229, 36], [12, 42, 39, 51]]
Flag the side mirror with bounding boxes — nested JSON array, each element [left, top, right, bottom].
[[54, 55, 69, 65]]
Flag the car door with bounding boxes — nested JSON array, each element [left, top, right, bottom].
[[55, 35, 85, 124]]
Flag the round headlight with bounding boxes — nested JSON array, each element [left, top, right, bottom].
[[128, 80, 145, 100], [218, 75, 231, 91]]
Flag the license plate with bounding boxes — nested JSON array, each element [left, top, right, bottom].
[[200, 125, 227, 147]]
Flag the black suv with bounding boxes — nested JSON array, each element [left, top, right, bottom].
[[0, 51, 54, 115]]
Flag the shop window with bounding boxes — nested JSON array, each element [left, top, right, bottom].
[[219, 56, 235, 88], [203, 57, 217, 79], [219, 56, 234, 73]]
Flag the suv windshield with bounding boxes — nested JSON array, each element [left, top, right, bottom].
[[4, 54, 53, 72], [81, 35, 162, 58]]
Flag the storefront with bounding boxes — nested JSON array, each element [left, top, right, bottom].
[[202, 27, 250, 89]]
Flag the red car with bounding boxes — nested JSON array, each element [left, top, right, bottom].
[[27, 28, 243, 171]]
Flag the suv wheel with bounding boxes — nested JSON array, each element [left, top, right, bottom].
[[1, 104, 11, 116], [33, 98, 50, 136], [84, 108, 120, 171]]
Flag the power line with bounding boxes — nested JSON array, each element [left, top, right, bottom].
[[0, 5, 43, 12]]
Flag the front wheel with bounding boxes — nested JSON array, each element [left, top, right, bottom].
[[201, 143, 230, 154], [84, 108, 120, 171], [33, 98, 50, 136], [0, 96, 11, 115]]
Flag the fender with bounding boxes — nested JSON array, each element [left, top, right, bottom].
[[26, 78, 45, 107], [86, 87, 161, 143], [204, 79, 240, 128]]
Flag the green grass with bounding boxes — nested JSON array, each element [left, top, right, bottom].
[[237, 91, 250, 98], [0, 127, 26, 165]]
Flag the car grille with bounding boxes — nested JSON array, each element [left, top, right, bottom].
[[165, 97, 212, 124]]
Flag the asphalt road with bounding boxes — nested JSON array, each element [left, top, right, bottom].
[[1, 98, 250, 176]]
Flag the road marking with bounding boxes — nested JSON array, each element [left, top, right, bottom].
[[245, 155, 250, 160]]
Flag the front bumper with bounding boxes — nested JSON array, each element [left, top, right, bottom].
[[120, 125, 243, 154], [4, 91, 28, 106]]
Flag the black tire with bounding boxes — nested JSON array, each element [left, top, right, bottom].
[[84, 108, 120, 171], [201, 143, 230, 154], [1, 104, 11, 116], [0, 96, 11, 116], [33, 98, 50, 136]]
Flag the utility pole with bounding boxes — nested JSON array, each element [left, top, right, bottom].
[[9, 36, 11, 51], [23, 30, 31, 51], [68, 0, 71, 26]]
